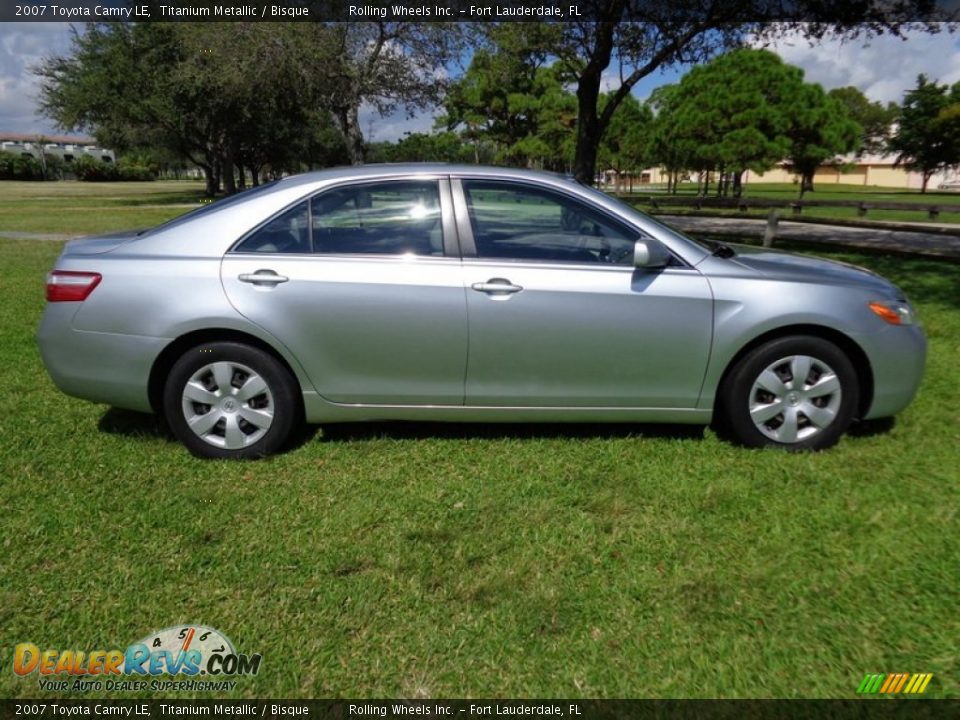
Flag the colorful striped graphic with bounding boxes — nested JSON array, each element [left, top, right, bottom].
[[857, 673, 933, 694]]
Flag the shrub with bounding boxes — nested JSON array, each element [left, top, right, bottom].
[[0, 151, 45, 180], [71, 154, 156, 182]]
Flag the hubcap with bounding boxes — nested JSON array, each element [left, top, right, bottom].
[[181, 361, 274, 450], [748, 354, 842, 444]]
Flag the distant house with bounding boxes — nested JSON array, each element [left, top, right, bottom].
[[0, 132, 115, 165]]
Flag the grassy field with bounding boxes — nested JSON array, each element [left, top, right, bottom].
[[0, 181, 958, 699], [0, 180, 206, 235], [622, 182, 960, 226]]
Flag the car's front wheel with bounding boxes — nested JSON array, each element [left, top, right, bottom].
[[163, 341, 301, 459], [717, 336, 859, 451]]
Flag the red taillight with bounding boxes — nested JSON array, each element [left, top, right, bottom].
[[45, 271, 102, 302]]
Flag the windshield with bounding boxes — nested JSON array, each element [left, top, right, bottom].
[[141, 181, 280, 236]]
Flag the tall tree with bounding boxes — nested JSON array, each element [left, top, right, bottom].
[[598, 93, 653, 191], [36, 23, 346, 195], [647, 49, 861, 197], [827, 86, 898, 156], [303, 23, 459, 165], [646, 84, 702, 194], [504, 64, 578, 171], [646, 49, 801, 197], [784, 84, 862, 196], [479, 5, 946, 184], [441, 25, 560, 164], [889, 75, 960, 192]]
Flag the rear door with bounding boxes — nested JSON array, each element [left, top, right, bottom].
[[454, 178, 713, 408], [221, 177, 468, 405]]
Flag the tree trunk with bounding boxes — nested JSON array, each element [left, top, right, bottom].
[[201, 161, 216, 197], [222, 145, 237, 195], [250, 166, 260, 187], [921, 172, 931, 193], [211, 156, 222, 196], [572, 88, 601, 185], [336, 105, 365, 166], [799, 172, 815, 198], [571, 23, 616, 186], [732, 171, 743, 198]]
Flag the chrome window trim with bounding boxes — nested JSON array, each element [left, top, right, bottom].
[[228, 175, 454, 258], [450, 177, 694, 270]]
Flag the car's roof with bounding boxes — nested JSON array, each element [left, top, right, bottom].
[[271, 163, 573, 190], [134, 163, 709, 265]]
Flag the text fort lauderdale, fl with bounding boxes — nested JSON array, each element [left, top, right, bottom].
[[348, 4, 576, 17]]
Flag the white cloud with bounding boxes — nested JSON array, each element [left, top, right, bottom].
[[360, 104, 439, 142], [754, 27, 960, 103], [0, 23, 76, 134]]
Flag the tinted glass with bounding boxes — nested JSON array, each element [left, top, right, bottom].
[[311, 181, 443, 256], [463, 181, 636, 264], [234, 201, 310, 253]]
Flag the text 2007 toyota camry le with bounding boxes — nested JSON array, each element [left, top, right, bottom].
[[38, 165, 925, 458]]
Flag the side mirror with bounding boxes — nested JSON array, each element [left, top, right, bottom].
[[633, 239, 671, 269]]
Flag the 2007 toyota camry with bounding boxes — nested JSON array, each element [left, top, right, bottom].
[[38, 165, 925, 458]]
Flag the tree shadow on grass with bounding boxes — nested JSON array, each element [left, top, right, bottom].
[[98, 407, 320, 453], [317, 421, 705, 444], [97, 409, 701, 450]]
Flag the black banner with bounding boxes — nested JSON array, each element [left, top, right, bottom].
[[1, 0, 958, 23], [1, 701, 958, 720]]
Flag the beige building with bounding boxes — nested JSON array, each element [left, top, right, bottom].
[[743, 154, 955, 190], [603, 154, 958, 191]]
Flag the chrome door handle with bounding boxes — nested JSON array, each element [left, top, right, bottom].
[[471, 279, 523, 294], [239, 270, 289, 285]]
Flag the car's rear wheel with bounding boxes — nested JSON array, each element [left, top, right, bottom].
[[163, 342, 301, 459], [717, 336, 859, 451]]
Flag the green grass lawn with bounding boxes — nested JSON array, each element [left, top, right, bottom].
[[0, 183, 958, 700], [0, 180, 206, 235]]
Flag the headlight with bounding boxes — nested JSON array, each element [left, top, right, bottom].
[[868, 300, 916, 326]]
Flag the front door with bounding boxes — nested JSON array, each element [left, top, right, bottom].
[[456, 178, 713, 408]]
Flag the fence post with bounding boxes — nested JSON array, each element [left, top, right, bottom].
[[763, 209, 780, 248]]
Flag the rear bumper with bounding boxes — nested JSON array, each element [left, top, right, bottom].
[[860, 324, 926, 420], [38, 304, 167, 413]]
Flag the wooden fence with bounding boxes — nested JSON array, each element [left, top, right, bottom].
[[624, 195, 948, 221]]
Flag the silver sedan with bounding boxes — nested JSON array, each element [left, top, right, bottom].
[[38, 165, 926, 458]]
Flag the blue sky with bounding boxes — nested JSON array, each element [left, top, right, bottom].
[[3, 24, 960, 142]]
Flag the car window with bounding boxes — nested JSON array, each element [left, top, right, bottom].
[[234, 201, 310, 253], [462, 180, 636, 264], [311, 181, 443, 256]]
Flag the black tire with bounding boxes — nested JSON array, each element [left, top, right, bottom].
[[163, 341, 301, 459], [717, 335, 859, 451]]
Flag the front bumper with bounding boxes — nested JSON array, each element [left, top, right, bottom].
[[859, 323, 926, 419]]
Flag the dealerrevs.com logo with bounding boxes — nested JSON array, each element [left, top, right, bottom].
[[13, 626, 262, 692]]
